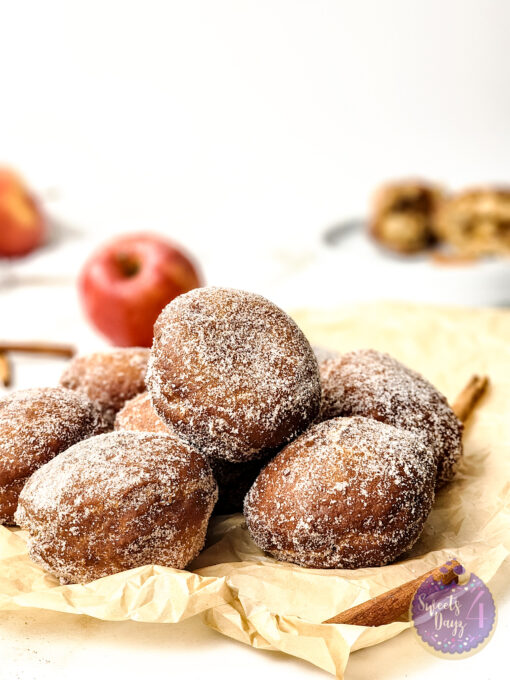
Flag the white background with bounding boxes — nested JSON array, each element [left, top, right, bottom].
[[0, 1, 508, 678], [1, 0, 510, 310]]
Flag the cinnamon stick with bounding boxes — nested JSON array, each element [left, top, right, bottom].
[[0, 342, 76, 359], [452, 375, 489, 422], [324, 559, 461, 627], [0, 352, 11, 387]]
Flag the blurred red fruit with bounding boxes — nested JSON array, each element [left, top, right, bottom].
[[79, 233, 203, 346], [0, 168, 46, 257]]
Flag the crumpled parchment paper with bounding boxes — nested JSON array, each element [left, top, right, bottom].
[[1, 302, 509, 679]]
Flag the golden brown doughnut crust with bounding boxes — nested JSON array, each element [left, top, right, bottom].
[[15, 431, 218, 584], [434, 187, 510, 256], [319, 349, 463, 487], [244, 417, 436, 569], [115, 392, 170, 434], [0, 387, 103, 525], [370, 180, 444, 254], [60, 348, 149, 429], [147, 287, 321, 463], [115, 392, 272, 514]]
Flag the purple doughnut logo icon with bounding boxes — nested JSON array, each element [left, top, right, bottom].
[[411, 559, 497, 658]]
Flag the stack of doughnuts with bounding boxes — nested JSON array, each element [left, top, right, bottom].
[[0, 286, 463, 583]]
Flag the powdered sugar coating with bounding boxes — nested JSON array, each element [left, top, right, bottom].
[[147, 287, 321, 462], [115, 391, 273, 514], [0, 387, 103, 525], [15, 431, 218, 583], [244, 416, 436, 569], [60, 348, 150, 429], [319, 349, 463, 487]]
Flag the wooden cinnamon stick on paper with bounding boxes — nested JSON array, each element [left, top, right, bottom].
[[324, 559, 461, 627], [0, 342, 76, 359], [452, 375, 489, 422]]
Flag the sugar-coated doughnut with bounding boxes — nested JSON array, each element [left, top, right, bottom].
[[15, 431, 218, 583], [115, 392, 272, 514], [60, 348, 149, 429], [0, 387, 103, 525], [147, 287, 321, 463], [244, 417, 436, 569], [319, 349, 463, 487]]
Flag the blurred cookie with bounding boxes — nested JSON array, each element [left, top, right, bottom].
[[370, 180, 443, 254], [434, 187, 510, 257]]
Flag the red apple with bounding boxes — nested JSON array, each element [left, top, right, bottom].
[[0, 168, 46, 257], [79, 233, 203, 346]]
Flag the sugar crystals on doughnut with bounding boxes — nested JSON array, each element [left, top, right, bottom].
[[244, 416, 436, 569], [0, 387, 103, 525], [15, 431, 218, 583], [319, 349, 463, 486], [147, 287, 321, 463]]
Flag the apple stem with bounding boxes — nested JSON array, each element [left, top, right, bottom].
[[116, 252, 140, 278]]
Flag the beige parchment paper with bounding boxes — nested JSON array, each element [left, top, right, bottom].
[[1, 302, 509, 678]]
